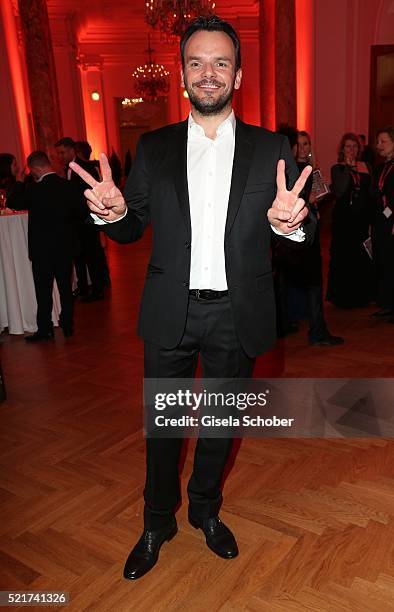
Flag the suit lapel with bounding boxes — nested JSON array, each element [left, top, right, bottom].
[[171, 117, 255, 240], [225, 118, 256, 239], [172, 120, 191, 238]]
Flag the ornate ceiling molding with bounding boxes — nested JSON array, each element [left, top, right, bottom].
[[47, 0, 258, 46]]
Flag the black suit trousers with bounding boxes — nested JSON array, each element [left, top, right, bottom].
[[32, 256, 73, 333], [75, 224, 107, 295], [143, 294, 255, 529]]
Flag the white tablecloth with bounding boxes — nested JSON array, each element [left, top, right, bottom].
[[0, 212, 61, 334]]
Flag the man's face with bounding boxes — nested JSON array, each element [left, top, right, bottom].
[[56, 145, 74, 165], [376, 132, 394, 159], [28, 165, 42, 181], [181, 30, 242, 116], [11, 158, 19, 177]]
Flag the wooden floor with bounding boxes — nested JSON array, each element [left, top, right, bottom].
[[1, 226, 394, 611]]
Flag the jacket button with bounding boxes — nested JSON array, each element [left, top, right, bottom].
[[182, 281, 189, 287], [185, 241, 191, 249]]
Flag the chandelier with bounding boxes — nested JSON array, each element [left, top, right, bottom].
[[131, 36, 170, 101], [145, 0, 216, 41], [121, 97, 144, 106]]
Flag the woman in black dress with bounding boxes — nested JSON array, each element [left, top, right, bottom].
[[371, 126, 394, 320], [326, 133, 373, 308]]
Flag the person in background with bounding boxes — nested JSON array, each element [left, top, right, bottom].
[[359, 134, 375, 169], [297, 130, 321, 217], [75, 141, 102, 177], [55, 137, 108, 301], [75, 140, 101, 178], [75, 140, 111, 287], [297, 130, 331, 217], [326, 133, 373, 308], [75, 140, 92, 162], [297, 130, 319, 170], [371, 126, 394, 321], [0, 153, 19, 212], [273, 125, 304, 336], [124, 149, 132, 180], [7, 151, 85, 341], [0, 153, 18, 192], [274, 125, 344, 346], [109, 149, 122, 188]]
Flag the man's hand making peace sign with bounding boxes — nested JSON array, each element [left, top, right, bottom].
[[71, 153, 312, 232], [267, 159, 312, 234], [70, 153, 126, 222]]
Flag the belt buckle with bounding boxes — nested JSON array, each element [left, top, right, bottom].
[[196, 289, 200, 300]]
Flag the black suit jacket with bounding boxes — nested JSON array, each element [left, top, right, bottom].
[[68, 157, 100, 219], [102, 118, 315, 357], [68, 156, 100, 188], [7, 174, 85, 261]]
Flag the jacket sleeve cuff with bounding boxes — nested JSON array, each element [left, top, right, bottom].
[[90, 208, 128, 225], [270, 224, 306, 242]]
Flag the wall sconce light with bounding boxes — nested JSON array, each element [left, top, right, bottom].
[[91, 91, 100, 101]]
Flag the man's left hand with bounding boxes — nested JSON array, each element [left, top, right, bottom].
[[267, 160, 312, 234]]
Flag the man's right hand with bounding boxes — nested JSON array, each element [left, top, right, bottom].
[[69, 153, 126, 222]]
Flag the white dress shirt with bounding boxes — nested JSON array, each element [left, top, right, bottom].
[[36, 171, 56, 182], [67, 157, 76, 181], [188, 111, 235, 290]]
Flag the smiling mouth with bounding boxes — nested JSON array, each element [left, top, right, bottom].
[[193, 81, 224, 91]]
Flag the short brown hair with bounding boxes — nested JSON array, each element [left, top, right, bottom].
[[27, 151, 51, 168], [55, 137, 75, 149], [180, 15, 241, 71]]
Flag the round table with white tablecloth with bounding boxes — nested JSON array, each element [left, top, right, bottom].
[[0, 211, 61, 334]]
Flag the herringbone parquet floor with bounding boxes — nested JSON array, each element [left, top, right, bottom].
[[1, 227, 394, 611]]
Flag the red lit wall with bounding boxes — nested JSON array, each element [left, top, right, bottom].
[[2, 0, 393, 175], [295, 0, 313, 135], [0, 0, 33, 164], [259, 0, 276, 130], [313, 0, 391, 181]]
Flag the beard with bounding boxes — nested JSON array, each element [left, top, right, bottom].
[[184, 77, 235, 116]]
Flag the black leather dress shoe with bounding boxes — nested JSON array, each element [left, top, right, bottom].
[[310, 334, 344, 347], [25, 330, 54, 343], [189, 514, 238, 559], [59, 320, 73, 337], [123, 519, 177, 580]]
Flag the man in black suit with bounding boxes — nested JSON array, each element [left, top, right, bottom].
[[7, 151, 84, 341], [71, 16, 315, 579], [55, 137, 107, 301]]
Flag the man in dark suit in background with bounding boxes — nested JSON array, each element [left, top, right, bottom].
[[75, 140, 99, 169], [7, 151, 84, 341], [71, 16, 315, 579], [55, 137, 108, 301]]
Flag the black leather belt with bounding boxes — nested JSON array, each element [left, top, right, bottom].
[[189, 289, 229, 300]]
